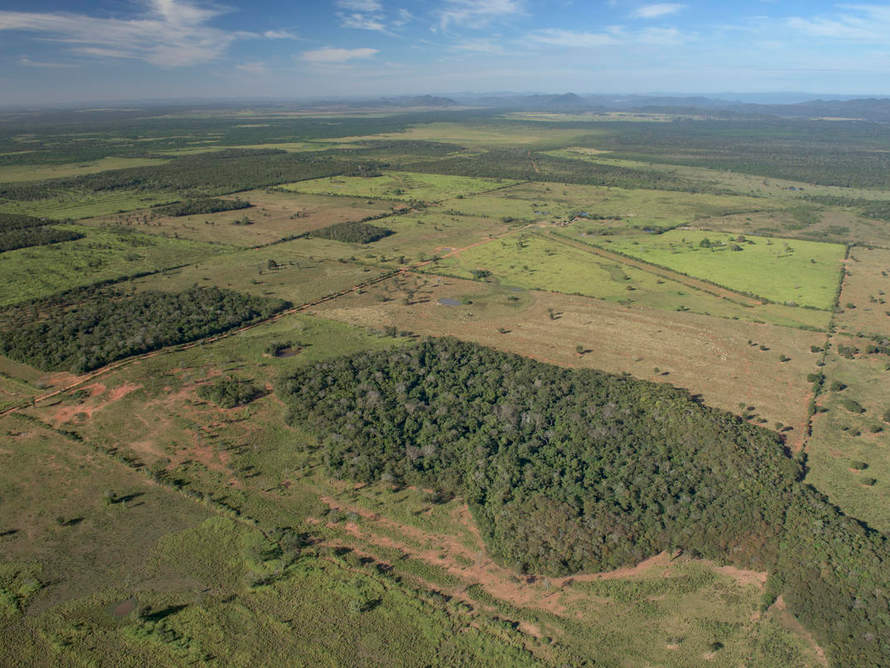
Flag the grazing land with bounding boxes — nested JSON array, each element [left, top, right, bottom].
[[4, 104, 890, 666], [278, 171, 517, 202], [600, 229, 846, 308]]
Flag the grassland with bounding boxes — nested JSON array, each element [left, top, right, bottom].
[[328, 121, 602, 149], [86, 191, 399, 248], [0, 226, 227, 306], [278, 171, 518, 202], [429, 231, 830, 329], [0, 190, 177, 220], [601, 229, 846, 308], [805, 338, 890, 534], [0, 157, 170, 184], [834, 245, 890, 337]]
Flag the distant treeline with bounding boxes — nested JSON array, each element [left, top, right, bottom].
[[0, 150, 381, 201], [409, 149, 708, 192], [279, 338, 889, 666], [0, 212, 82, 252], [0, 286, 289, 372]]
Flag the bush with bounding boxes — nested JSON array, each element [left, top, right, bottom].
[[829, 381, 847, 392], [197, 377, 263, 408], [841, 398, 865, 414]]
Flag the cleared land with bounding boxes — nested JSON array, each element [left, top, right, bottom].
[[0, 226, 226, 306], [601, 229, 845, 308], [430, 230, 830, 329], [87, 191, 400, 248], [314, 274, 823, 450], [834, 245, 890, 337], [278, 171, 518, 202], [806, 337, 890, 534], [0, 157, 169, 183]]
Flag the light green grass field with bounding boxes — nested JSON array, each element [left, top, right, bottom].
[[0, 158, 169, 184], [279, 171, 518, 202], [444, 181, 776, 231], [601, 229, 845, 309], [429, 232, 829, 329], [129, 242, 387, 304], [0, 226, 228, 306], [0, 190, 177, 220]]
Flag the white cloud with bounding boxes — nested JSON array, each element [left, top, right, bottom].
[[236, 61, 265, 74], [301, 47, 379, 63], [340, 13, 387, 31], [788, 5, 890, 42], [0, 0, 239, 67], [528, 29, 618, 48], [264, 29, 298, 39], [393, 8, 413, 27], [439, 0, 523, 30], [18, 56, 78, 68], [336, 0, 383, 11], [452, 38, 505, 54], [632, 3, 686, 19], [527, 25, 686, 48]]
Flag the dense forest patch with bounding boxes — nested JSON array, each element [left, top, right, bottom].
[[310, 220, 394, 244], [0, 286, 289, 372], [152, 197, 251, 217], [197, 376, 264, 408], [278, 338, 890, 666]]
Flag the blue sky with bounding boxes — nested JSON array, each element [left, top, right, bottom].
[[2, 1, 890, 105]]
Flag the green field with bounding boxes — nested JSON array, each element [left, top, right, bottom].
[[0, 190, 177, 220], [0, 226, 227, 306], [601, 229, 846, 308], [278, 171, 518, 202], [430, 232, 830, 329], [0, 157, 170, 184]]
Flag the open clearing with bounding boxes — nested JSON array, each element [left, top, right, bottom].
[[834, 245, 890, 337], [0, 189, 177, 220], [429, 230, 829, 329], [86, 191, 399, 248], [0, 226, 226, 306], [806, 337, 890, 534], [314, 274, 823, 450], [601, 229, 845, 308], [278, 171, 518, 202], [0, 157, 170, 183]]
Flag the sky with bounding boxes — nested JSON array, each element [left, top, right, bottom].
[[2, 0, 890, 105]]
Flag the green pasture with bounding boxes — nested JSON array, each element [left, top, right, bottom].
[[0, 190, 177, 220], [0, 157, 170, 184], [429, 233, 829, 329], [0, 226, 227, 306], [129, 242, 387, 304], [601, 229, 845, 309], [278, 171, 518, 203], [327, 121, 602, 149]]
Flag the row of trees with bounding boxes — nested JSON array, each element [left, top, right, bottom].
[[278, 338, 890, 665], [0, 213, 81, 252]]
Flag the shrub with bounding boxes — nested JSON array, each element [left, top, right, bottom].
[[197, 377, 263, 408], [841, 398, 865, 414]]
